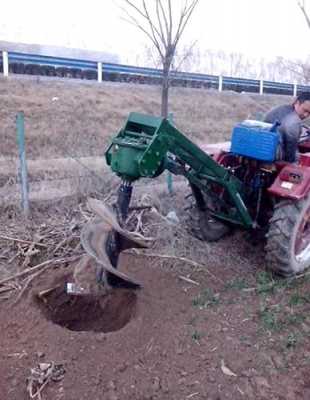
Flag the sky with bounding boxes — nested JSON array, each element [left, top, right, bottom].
[[0, 0, 309, 63]]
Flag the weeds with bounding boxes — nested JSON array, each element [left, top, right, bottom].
[[259, 305, 282, 332], [259, 301, 306, 334], [254, 271, 306, 295], [289, 291, 310, 306], [285, 332, 300, 348], [255, 268, 310, 350], [239, 335, 252, 347], [225, 277, 248, 290], [192, 288, 220, 309], [188, 316, 198, 326], [256, 271, 277, 294], [285, 313, 306, 326], [191, 330, 202, 343]]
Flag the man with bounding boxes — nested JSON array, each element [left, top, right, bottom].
[[264, 92, 310, 162]]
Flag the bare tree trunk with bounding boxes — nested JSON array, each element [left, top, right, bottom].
[[161, 78, 169, 118], [161, 62, 170, 118]]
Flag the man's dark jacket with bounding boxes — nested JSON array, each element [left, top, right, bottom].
[[264, 104, 302, 162]]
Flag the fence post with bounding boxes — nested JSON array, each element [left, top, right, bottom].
[[259, 79, 264, 95], [97, 62, 102, 83], [166, 112, 174, 195], [16, 112, 30, 217], [293, 83, 297, 97], [3, 51, 9, 77], [218, 75, 223, 92]]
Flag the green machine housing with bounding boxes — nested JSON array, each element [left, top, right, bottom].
[[105, 112, 253, 228]]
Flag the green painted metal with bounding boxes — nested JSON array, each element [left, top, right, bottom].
[[166, 113, 174, 195], [105, 112, 253, 228], [105, 112, 164, 181]]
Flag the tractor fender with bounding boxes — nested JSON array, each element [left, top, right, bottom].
[[268, 164, 310, 200]]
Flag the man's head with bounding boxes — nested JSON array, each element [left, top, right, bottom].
[[293, 92, 310, 120]]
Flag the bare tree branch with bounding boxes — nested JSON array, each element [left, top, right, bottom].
[[167, 0, 173, 45], [142, 0, 166, 50], [173, 0, 199, 49], [120, 4, 164, 59], [297, 0, 310, 29], [123, 1, 164, 48], [172, 40, 198, 72], [120, 0, 200, 117], [158, 0, 170, 45], [156, 0, 169, 47]]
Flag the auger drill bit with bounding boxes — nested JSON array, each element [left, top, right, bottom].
[[117, 180, 133, 224], [84, 197, 149, 290], [104, 180, 136, 287]]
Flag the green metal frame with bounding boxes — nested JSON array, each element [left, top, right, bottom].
[[105, 112, 253, 228]]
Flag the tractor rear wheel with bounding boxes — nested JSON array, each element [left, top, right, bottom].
[[186, 203, 231, 242], [185, 183, 231, 242], [266, 195, 310, 276]]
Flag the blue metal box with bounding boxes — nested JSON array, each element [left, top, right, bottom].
[[230, 121, 279, 162]]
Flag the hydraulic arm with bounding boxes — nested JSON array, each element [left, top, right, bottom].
[[105, 112, 253, 228]]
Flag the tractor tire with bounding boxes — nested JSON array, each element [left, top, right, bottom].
[[266, 195, 310, 277], [186, 202, 231, 242], [198, 210, 231, 242]]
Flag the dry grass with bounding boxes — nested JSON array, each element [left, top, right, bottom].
[[0, 75, 290, 160]]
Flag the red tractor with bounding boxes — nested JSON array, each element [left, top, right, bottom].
[[105, 113, 310, 277]]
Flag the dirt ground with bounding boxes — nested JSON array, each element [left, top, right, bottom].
[[0, 190, 310, 400], [1, 76, 310, 400]]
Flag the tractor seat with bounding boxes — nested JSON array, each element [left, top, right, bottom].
[[200, 141, 231, 155]]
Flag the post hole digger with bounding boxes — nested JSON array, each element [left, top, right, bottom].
[[69, 111, 310, 296], [102, 112, 310, 279]]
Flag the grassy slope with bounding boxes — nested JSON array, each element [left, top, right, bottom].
[[0, 76, 290, 159]]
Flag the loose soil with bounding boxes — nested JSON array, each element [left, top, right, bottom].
[[1, 195, 310, 400]]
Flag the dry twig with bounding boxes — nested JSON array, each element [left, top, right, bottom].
[[0, 234, 47, 248], [134, 210, 145, 233], [26, 362, 65, 400], [51, 235, 75, 256], [0, 255, 81, 286], [178, 275, 200, 286], [37, 286, 60, 299], [0, 284, 19, 294], [78, 203, 91, 221], [22, 242, 40, 269], [132, 251, 224, 284], [12, 265, 52, 305]]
